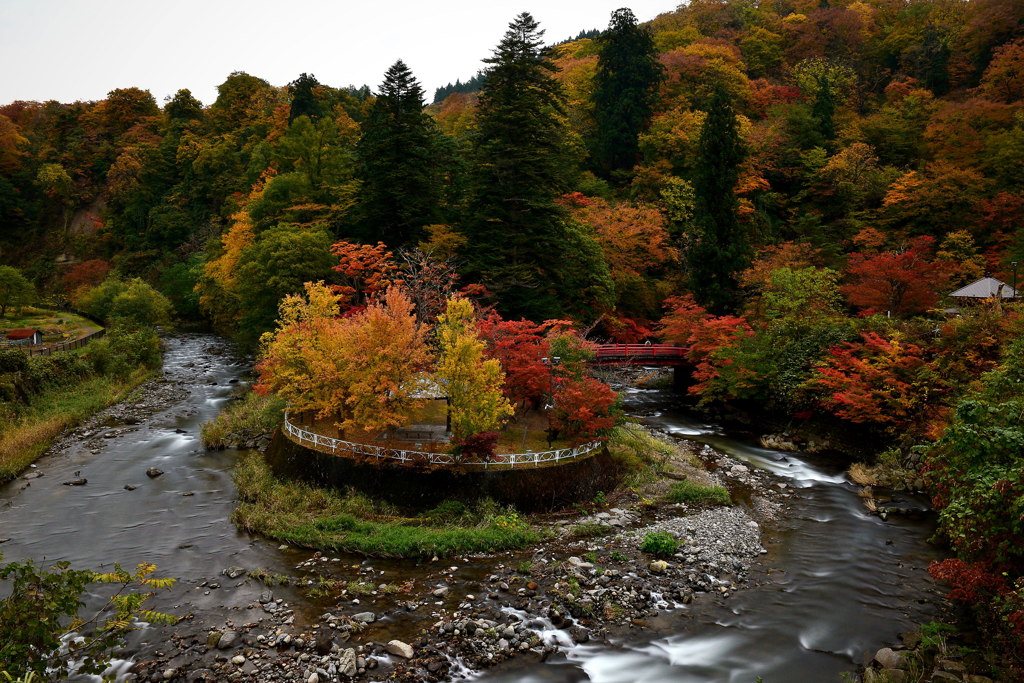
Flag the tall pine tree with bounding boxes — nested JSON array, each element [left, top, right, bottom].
[[591, 8, 664, 179], [462, 13, 577, 319], [354, 60, 442, 247], [288, 73, 326, 123], [811, 75, 836, 144], [688, 84, 748, 314]]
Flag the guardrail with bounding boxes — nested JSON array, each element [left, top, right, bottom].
[[283, 412, 602, 470]]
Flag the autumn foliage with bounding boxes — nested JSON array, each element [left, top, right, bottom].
[[477, 314, 551, 409], [659, 294, 754, 397], [841, 236, 951, 317], [255, 283, 432, 435], [63, 259, 112, 296], [812, 332, 947, 439]]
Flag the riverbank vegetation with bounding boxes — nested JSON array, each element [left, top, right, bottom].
[[232, 453, 539, 558], [200, 391, 285, 449], [0, 279, 170, 481], [3, 0, 1024, 673], [230, 422, 681, 558]]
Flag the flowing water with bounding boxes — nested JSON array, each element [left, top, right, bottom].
[[0, 334, 319, 625], [0, 337, 943, 682], [481, 387, 943, 682]]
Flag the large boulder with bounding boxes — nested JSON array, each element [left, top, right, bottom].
[[386, 639, 414, 659]]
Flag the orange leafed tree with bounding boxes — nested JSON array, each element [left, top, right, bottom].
[[659, 294, 754, 397], [255, 283, 432, 435], [568, 196, 676, 281]]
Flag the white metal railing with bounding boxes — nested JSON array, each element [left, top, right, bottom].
[[282, 412, 602, 469]]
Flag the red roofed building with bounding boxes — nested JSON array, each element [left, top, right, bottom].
[[5, 329, 42, 346]]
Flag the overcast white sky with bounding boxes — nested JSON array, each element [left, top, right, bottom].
[[0, 0, 676, 106]]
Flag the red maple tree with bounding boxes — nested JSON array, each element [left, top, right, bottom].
[[841, 236, 951, 317]]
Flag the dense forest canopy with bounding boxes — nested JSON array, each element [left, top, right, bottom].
[[0, 0, 1021, 328]]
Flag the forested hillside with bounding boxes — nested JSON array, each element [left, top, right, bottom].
[[2, 1, 1024, 670]]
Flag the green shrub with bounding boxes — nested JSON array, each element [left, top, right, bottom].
[[424, 500, 468, 523], [641, 531, 679, 556], [0, 349, 29, 375], [75, 277, 172, 329], [665, 481, 732, 506]]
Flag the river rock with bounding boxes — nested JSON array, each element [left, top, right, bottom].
[[223, 566, 246, 579], [216, 630, 239, 650], [352, 611, 376, 623], [567, 556, 594, 569], [432, 586, 449, 597], [230, 655, 245, 665], [146, 467, 164, 478], [649, 560, 669, 573], [62, 478, 87, 486], [386, 639, 414, 659], [338, 648, 357, 677], [873, 647, 907, 669], [206, 631, 221, 648]]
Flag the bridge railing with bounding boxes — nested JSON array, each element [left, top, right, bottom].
[[282, 412, 602, 470], [593, 344, 687, 359]]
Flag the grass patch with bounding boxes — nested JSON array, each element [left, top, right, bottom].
[[607, 423, 674, 486], [664, 480, 732, 506], [231, 453, 539, 558], [570, 522, 613, 538], [0, 368, 152, 482], [201, 391, 285, 448]]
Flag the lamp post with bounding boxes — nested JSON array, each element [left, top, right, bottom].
[[541, 356, 561, 445]]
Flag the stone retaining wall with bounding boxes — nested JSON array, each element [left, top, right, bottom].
[[264, 429, 623, 511]]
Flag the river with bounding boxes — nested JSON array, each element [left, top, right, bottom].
[[0, 334, 942, 681], [481, 387, 942, 682]]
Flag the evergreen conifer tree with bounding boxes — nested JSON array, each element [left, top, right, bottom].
[[591, 8, 664, 179], [811, 75, 836, 143], [462, 13, 577, 319], [354, 60, 442, 247], [688, 84, 748, 314], [288, 73, 326, 122]]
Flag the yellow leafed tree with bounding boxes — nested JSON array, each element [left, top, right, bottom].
[[435, 297, 513, 442]]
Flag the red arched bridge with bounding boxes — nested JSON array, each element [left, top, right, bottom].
[[591, 344, 689, 367]]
